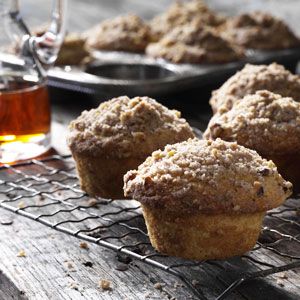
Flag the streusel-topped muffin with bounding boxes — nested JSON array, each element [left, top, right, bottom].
[[210, 63, 300, 114], [205, 90, 300, 191], [55, 33, 91, 66], [67, 96, 194, 199], [146, 21, 244, 64], [85, 14, 153, 52], [149, 0, 225, 40], [124, 138, 292, 260], [220, 12, 299, 50]]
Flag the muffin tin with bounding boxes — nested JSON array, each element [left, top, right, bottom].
[[47, 47, 300, 98]]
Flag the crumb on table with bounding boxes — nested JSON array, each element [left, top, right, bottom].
[[79, 242, 89, 249], [99, 279, 112, 290], [17, 249, 26, 257]]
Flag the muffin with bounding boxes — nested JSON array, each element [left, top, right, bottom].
[[149, 0, 225, 41], [55, 33, 91, 66], [220, 12, 300, 50], [124, 138, 292, 260], [85, 14, 153, 52], [67, 96, 195, 199], [146, 21, 244, 64], [210, 63, 300, 114], [205, 90, 300, 192]]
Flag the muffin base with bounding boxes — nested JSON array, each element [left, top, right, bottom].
[[73, 153, 144, 199], [142, 205, 265, 260], [267, 153, 300, 193]]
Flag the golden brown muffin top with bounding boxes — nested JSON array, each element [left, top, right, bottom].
[[210, 63, 300, 114], [146, 21, 244, 64], [205, 90, 300, 156], [220, 11, 299, 50], [85, 14, 153, 52], [149, 0, 224, 40], [124, 138, 292, 215], [68, 96, 194, 159]]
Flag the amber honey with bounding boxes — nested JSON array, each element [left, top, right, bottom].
[[0, 77, 51, 163]]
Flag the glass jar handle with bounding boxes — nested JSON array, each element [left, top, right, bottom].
[[9, 0, 67, 66], [32, 0, 67, 65]]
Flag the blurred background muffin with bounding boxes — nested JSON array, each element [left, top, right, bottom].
[[146, 20, 244, 64], [220, 12, 300, 50], [84, 14, 153, 52], [148, 0, 225, 41]]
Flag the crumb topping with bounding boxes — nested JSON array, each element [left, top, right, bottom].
[[146, 21, 244, 64], [210, 63, 300, 113], [149, 0, 224, 40], [221, 12, 299, 50], [85, 14, 153, 52], [67, 96, 194, 158], [205, 90, 300, 155], [124, 138, 292, 214]]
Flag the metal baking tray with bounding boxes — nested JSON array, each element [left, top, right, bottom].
[[48, 48, 300, 98]]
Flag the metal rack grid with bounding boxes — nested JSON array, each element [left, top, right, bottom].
[[0, 154, 299, 299]]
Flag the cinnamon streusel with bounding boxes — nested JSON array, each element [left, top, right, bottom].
[[146, 21, 244, 64], [220, 12, 300, 50], [67, 96, 194, 199], [205, 90, 300, 191], [124, 138, 292, 260], [85, 14, 153, 53], [210, 63, 300, 114]]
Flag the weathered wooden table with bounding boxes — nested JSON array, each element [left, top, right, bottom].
[[1, 1, 300, 300]]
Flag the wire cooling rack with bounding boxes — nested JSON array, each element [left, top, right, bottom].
[[0, 155, 299, 299]]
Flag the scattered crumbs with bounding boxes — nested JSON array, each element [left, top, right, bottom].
[[79, 242, 89, 249], [192, 280, 199, 286], [83, 261, 93, 268], [65, 261, 76, 272], [88, 198, 98, 207], [1, 219, 13, 226], [144, 292, 151, 298], [278, 273, 288, 279], [153, 282, 163, 290], [17, 201, 25, 209], [17, 250, 26, 257], [115, 263, 128, 271], [68, 282, 79, 290], [99, 279, 112, 290]]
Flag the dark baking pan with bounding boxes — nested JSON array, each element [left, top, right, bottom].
[[47, 47, 300, 100]]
